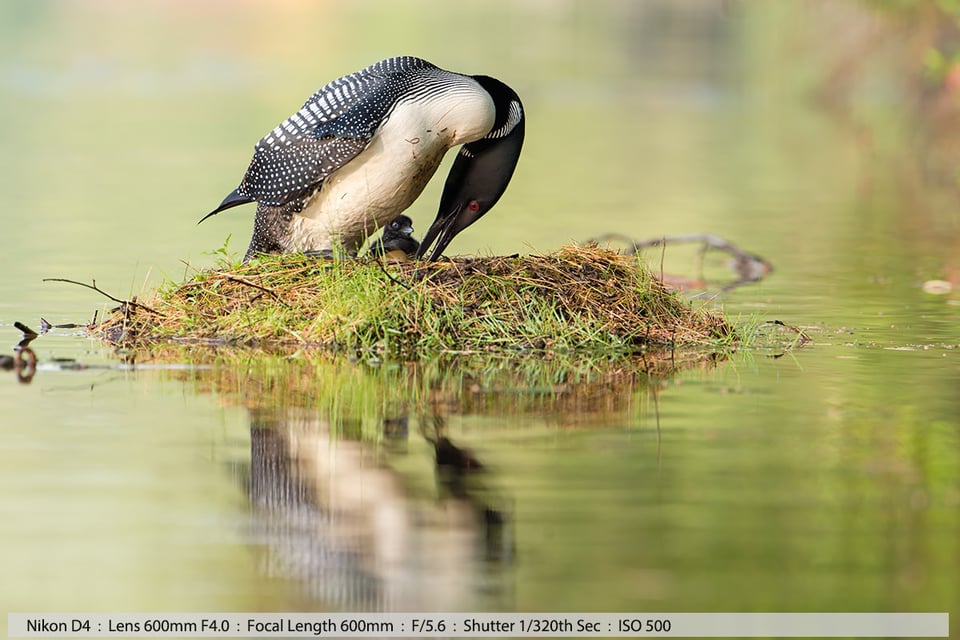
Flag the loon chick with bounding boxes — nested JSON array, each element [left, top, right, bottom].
[[201, 56, 525, 262], [366, 215, 420, 260]]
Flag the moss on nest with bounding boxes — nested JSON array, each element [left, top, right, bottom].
[[96, 245, 733, 357]]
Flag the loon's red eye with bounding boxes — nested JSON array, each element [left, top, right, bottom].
[[468, 200, 480, 212]]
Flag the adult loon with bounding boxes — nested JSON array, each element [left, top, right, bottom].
[[202, 56, 525, 262]]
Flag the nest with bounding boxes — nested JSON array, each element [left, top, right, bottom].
[[96, 245, 732, 356]]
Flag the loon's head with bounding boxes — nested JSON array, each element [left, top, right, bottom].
[[366, 214, 420, 259], [384, 214, 415, 241], [416, 75, 524, 261]]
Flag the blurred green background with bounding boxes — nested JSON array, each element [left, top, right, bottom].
[[0, 0, 958, 632]]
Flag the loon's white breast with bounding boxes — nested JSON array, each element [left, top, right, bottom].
[[287, 78, 496, 254]]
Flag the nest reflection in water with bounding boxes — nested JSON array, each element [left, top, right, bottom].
[[168, 349, 723, 610]]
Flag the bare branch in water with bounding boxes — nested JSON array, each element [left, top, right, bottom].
[[13, 321, 38, 349], [764, 319, 812, 346], [758, 319, 812, 359], [40, 317, 87, 331], [14, 321, 37, 337], [590, 232, 774, 291]]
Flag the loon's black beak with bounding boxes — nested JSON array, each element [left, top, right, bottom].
[[416, 76, 524, 261]]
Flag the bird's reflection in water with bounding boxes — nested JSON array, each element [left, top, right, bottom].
[[425, 417, 514, 565], [242, 408, 513, 611]]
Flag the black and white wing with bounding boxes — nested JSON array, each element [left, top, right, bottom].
[[203, 56, 438, 220]]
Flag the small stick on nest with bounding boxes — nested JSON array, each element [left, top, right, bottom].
[[43, 278, 165, 316]]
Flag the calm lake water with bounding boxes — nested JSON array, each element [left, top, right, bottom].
[[1, 1, 958, 636]]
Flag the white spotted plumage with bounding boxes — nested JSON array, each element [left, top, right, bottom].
[[204, 56, 525, 261], [229, 57, 496, 252]]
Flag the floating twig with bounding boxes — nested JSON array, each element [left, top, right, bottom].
[[760, 319, 812, 358], [14, 321, 37, 337], [40, 317, 86, 331], [764, 319, 811, 345], [14, 321, 38, 349]]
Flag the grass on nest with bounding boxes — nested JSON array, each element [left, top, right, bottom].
[[96, 244, 734, 357]]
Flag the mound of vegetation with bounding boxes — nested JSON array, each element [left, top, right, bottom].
[[96, 245, 732, 357]]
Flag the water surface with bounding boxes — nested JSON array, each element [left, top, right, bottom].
[[1, 1, 958, 635]]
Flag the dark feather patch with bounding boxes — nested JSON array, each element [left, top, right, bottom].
[[238, 137, 368, 207]]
